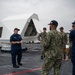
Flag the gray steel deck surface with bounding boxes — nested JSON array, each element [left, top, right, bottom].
[[0, 44, 72, 75]]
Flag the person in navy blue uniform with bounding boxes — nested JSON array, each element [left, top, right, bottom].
[[10, 28, 23, 68], [69, 21, 75, 75]]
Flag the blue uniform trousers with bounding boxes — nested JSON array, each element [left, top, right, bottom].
[[71, 56, 75, 75], [11, 49, 22, 66]]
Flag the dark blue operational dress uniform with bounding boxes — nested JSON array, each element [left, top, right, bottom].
[[69, 30, 75, 75], [10, 33, 22, 68]]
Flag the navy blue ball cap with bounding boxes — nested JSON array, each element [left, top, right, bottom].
[[14, 28, 20, 31], [72, 21, 75, 25], [48, 20, 58, 26]]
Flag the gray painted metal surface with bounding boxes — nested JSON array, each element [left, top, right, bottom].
[[0, 44, 72, 75]]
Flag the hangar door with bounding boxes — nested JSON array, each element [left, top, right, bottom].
[[24, 19, 37, 36]]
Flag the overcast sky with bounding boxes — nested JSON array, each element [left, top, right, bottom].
[[0, 0, 75, 32]]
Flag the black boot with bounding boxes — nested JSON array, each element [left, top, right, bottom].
[[18, 63, 23, 66], [13, 65, 19, 68]]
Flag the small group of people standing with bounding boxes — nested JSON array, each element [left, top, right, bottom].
[[38, 23, 68, 61], [38, 20, 75, 75], [10, 20, 75, 75]]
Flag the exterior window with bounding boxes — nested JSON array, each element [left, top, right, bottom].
[[0, 27, 3, 38], [24, 19, 37, 36]]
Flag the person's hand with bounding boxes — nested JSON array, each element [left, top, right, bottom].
[[16, 41, 20, 44], [20, 41, 23, 44]]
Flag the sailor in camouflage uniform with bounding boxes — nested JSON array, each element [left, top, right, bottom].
[[38, 27, 47, 59], [42, 20, 64, 75], [59, 27, 67, 60]]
